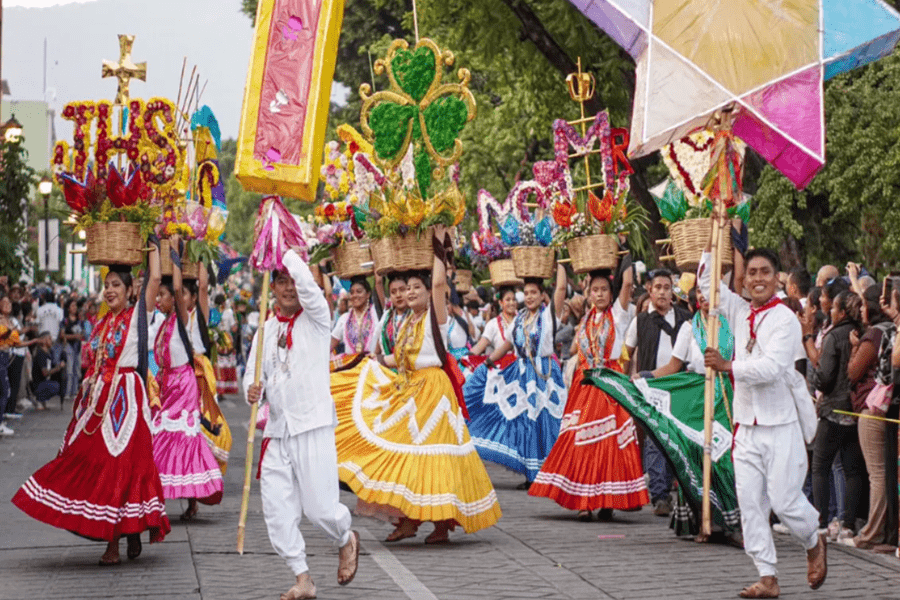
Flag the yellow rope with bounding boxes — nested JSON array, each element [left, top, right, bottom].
[[832, 409, 900, 425]]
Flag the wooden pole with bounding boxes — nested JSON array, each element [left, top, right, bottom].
[[701, 116, 732, 537], [236, 273, 270, 554]]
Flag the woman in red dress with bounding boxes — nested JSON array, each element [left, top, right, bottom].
[[529, 266, 649, 520], [12, 242, 171, 564]]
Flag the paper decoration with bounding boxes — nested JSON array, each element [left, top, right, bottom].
[[250, 196, 309, 271], [235, 0, 346, 200]]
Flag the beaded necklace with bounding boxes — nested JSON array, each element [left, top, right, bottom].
[[346, 304, 374, 353], [579, 306, 615, 368]]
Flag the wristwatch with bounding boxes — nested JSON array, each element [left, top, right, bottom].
[[802, 333, 814, 343]]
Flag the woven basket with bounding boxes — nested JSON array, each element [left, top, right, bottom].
[[372, 229, 434, 276], [511, 246, 555, 280], [566, 234, 618, 274], [669, 218, 733, 272], [371, 238, 393, 276], [331, 241, 374, 279], [489, 259, 522, 287], [159, 239, 201, 279], [454, 269, 473, 292], [85, 222, 143, 266]]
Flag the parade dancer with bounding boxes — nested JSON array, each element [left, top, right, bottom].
[[463, 266, 568, 488], [701, 238, 826, 598], [529, 266, 648, 519], [373, 272, 409, 363], [150, 239, 223, 518], [245, 247, 359, 600], [13, 243, 170, 565], [331, 275, 378, 358], [332, 226, 501, 543], [185, 268, 232, 475]]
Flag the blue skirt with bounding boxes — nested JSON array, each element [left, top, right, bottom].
[[463, 356, 567, 481]]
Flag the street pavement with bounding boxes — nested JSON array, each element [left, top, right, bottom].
[[3, 397, 900, 600]]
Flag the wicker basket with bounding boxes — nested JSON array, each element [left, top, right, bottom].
[[331, 241, 374, 279], [566, 234, 618, 274], [454, 269, 473, 292], [85, 222, 143, 266], [669, 218, 733, 272], [511, 246, 555, 280], [159, 239, 201, 279], [489, 259, 522, 287], [373, 228, 434, 275], [371, 238, 393, 276]]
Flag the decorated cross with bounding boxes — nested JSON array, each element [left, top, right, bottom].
[[101, 34, 147, 105]]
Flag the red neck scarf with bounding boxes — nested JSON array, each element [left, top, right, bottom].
[[274, 307, 303, 349], [748, 296, 781, 340]]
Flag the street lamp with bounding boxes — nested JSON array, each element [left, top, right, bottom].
[[39, 177, 52, 278], [2, 115, 23, 143]]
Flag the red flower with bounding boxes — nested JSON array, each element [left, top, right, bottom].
[[588, 191, 614, 223], [348, 141, 360, 155], [106, 165, 143, 207], [552, 200, 577, 228], [324, 203, 335, 219]]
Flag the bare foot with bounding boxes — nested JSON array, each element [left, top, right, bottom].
[[280, 573, 316, 600], [99, 538, 121, 566], [385, 518, 420, 542], [337, 530, 359, 586], [738, 575, 779, 598]]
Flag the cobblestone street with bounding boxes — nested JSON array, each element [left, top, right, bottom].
[[3, 399, 899, 600]]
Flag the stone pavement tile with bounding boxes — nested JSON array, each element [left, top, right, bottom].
[[0, 541, 200, 600]]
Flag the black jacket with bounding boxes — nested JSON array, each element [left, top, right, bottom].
[[811, 320, 856, 419]]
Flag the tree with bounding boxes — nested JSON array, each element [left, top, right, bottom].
[[0, 138, 37, 278], [238, 0, 669, 259]]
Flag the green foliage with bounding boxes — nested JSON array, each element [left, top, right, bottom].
[[0, 139, 37, 278]]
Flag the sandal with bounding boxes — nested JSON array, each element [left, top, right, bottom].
[[280, 576, 317, 600], [577, 510, 593, 522], [337, 530, 359, 586], [180, 500, 199, 522], [385, 518, 419, 543], [738, 577, 779, 599]]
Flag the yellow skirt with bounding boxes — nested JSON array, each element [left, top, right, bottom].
[[333, 358, 502, 533], [194, 354, 232, 475]]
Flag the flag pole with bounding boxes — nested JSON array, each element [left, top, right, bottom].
[[236, 273, 270, 554]]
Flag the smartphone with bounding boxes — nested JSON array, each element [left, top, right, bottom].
[[883, 277, 892, 305]]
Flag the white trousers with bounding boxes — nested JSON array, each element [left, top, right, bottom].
[[734, 422, 819, 578], [260, 426, 352, 576]]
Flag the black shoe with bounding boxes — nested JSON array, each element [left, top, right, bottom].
[[516, 480, 532, 491]]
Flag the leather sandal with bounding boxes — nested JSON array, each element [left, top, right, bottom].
[[337, 531, 359, 586], [738, 577, 779, 598]]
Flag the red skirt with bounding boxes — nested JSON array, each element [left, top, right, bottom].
[[12, 370, 171, 543], [529, 365, 649, 511]]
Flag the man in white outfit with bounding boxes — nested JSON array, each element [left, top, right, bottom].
[[245, 248, 359, 600], [700, 241, 826, 599]]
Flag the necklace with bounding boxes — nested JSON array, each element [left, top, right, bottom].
[[346, 306, 373, 353]]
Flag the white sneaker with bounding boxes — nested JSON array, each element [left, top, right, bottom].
[[0, 423, 14, 436]]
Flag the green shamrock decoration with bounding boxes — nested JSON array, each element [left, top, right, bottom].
[[360, 38, 477, 197]]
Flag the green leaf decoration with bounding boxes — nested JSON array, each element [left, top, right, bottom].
[[414, 149, 432, 196], [391, 46, 437, 102], [423, 96, 468, 153], [728, 200, 751, 222], [353, 205, 368, 225], [657, 179, 688, 222], [369, 103, 417, 160]]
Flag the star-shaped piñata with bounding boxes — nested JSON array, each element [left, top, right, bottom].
[[569, 0, 900, 188]]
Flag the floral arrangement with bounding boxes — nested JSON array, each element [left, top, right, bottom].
[[61, 163, 161, 239], [158, 201, 227, 267], [657, 129, 749, 222]]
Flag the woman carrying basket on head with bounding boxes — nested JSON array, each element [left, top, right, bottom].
[[332, 226, 501, 544], [13, 240, 170, 565], [463, 266, 568, 489]]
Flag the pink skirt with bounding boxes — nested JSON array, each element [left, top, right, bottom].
[[151, 363, 223, 504]]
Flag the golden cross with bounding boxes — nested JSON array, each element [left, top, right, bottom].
[[101, 34, 147, 105]]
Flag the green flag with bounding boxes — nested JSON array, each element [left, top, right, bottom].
[[584, 369, 740, 533]]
